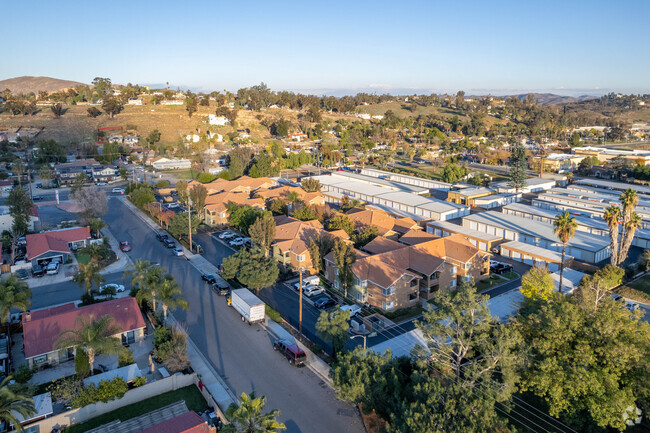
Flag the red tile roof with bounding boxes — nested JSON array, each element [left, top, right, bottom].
[[22, 297, 146, 359], [138, 411, 210, 433], [26, 227, 91, 260]]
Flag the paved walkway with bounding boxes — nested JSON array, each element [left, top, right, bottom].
[[100, 226, 133, 275]]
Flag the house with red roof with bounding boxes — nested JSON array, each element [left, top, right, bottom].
[[22, 297, 146, 368], [139, 411, 213, 433], [26, 226, 91, 268]]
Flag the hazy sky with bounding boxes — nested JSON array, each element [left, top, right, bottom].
[[2, 0, 649, 95]]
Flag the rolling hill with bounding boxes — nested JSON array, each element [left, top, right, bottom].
[[0, 76, 87, 94], [512, 93, 598, 105]]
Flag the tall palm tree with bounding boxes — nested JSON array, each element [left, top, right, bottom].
[[72, 261, 105, 294], [604, 206, 621, 265], [55, 314, 123, 375], [553, 212, 577, 293], [0, 275, 32, 344], [157, 276, 189, 321], [223, 392, 286, 433], [618, 212, 642, 265], [285, 191, 301, 211], [620, 189, 639, 220], [124, 259, 153, 299], [89, 218, 106, 239], [0, 377, 35, 433]]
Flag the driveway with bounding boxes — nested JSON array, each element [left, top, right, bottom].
[[102, 198, 364, 433]]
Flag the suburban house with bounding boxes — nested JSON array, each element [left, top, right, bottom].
[[151, 157, 192, 170], [190, 176, 277, 195], [26, 226, 92, 267], [272, 216, 349, 272], [255, 186, 326, 207], [289, 131, 308, 141], [91, 164, 118, 183], [398, 228, 438, 246], [22, 298, 146, 369], [203, 192, 265, 226], [208, 114, 229, 126], [346, 208, 401, 238], [324, 233, 489, 309], [54, 159, 116, 185], [0, 179, 13, 192], [123, 135, 139, 146], [0, 205, 38, 232]]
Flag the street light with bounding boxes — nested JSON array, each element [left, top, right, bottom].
[[350, 334, 367, 350]]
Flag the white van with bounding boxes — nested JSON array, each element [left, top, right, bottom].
[[340, 304, 362, 317], [294, 275, 320, 290]]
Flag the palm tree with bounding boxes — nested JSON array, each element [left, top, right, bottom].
[[0, 377, 35, 433], [620, 189, 639, 220], [0, 275, 32, 345], [124, 259, 153, 295], [604, 206, 621, 265], [223, 392, 286, 433], [285, 191, 301, 211], [618, 212, 642, 265], [553, 212, 577, 293], [157, 276, 189, 321], [72, 261, 105, 294], [89, 218, 106, 239], [55, 314, 123, 375]]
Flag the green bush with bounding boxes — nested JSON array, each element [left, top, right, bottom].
[[118, 348, 135, 367], [132, 376, 147, 387], [155, 179, 170, 188], [71, 377, 128, 408], [265, 305, 282, 323], [197, 172, 217, 183], [153, 325, 172, 349], [75, 350, 90, 377], [13, 365, 34, 384]]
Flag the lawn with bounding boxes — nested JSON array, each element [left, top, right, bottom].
[[502, 271, 519, 280], [618, 275, 650, 303], [76, 253, 91, 265], [65, 385, 208, 433], [477, 275, 507, 291]]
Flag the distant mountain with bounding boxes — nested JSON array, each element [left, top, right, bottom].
[[0, 76, 87, 94], [512, 93, 598, 105]]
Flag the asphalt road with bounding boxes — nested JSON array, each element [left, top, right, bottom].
[[103, 198, 364, 433]]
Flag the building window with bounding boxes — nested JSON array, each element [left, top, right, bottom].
[[33, 354, 47, 364], [382, 301, 396, 310], [452, 266, 457, 275], [464, 275, 471, 282], [296, 255, 305, 262], [382, 286, 395, 296], [450, 279, 457, 288], [410, 279, 418, 287], [122, 330, 135, 345]]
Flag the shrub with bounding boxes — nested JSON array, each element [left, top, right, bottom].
[[48, 376, 83, 406], [71, 377, 128, 408], [75, 349, 90, 377], [153, 328, 189, 372], [153, 325, 172, 349], [265, 305, 282, 323], [197, 172, 217, 183], [132, 376, 147, 387], [118, 348, 134, 367], [155, 179, 170, 188], [13, 365, 33, 384]]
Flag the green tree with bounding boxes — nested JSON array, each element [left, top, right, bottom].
[[6, 186, 33, 237], [352, 226, 379, 249], [301, 178, 322, 192], [227, 204, 270, 235], [87, 107, 101, 118], [36, 139, 67, 164], [55, 315, 124, 375], [417, 283, 523, 401], [185, 94, 198, 118], [569, 131, 581, 147], [221, 247, 279, 294], [327, 214, 354, 236], [508, 141, 528, 192], [333, 239, 356, 297], [123, 259, 153, 292], [146, 129, 161, 148], [517, 291, 650, 431], [520, 266, 555, 300], [89, 218, 106, 238], [130, 187, 155, 207], [316, 308, 350, 359], [175, 180, 188, 204], [617, 189, 641, 265], [168, 212, 201, 240], [604, 205, 621, 266], [38, 165, 54, 187], [102, 95, 122, 118], [134, 265, 165, 312], [0, 377, 36, 433], [72, 261, 105, 294], [189, 184, 208, 213], [75, 348, 90, 377], [292, 205, 317, 221], [196, 172, 217, 183], [0, 275, 32, 347], [553, 212, 577, 292], [157, 276, 189, 321], [222, 392, 286, 433], [101, 140, 119, 164], [92, 77, 112, 95], [119, 168, 129, 181], [308, 233, 335, 273], [249, 215, 276, 255], [440, 161, 467, 183]]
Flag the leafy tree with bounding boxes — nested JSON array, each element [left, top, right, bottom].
[[155, 179, 170, 188], [268, 198, 288, 216], [227, 204, 270, 235], [185, 94, 198, 118], [508, 141, 528, 192], [38, 165, 53, 187], [221, 247, 279, 294], [301, 178, 322, 192], [102, 95, 122, 118], [222, 392, 286, 433], [75, 348, 90, 377], [352, 225, 379, 249], [168, 212, 201, 241], [293, 205, 317, 221], [316, 308, 350, 359], [72, 261, 105, 294], [130, 187, 155, 207], [440, 161, 467, 183], [175, 180, 188, 204], [119, 168, 129, 181], [146, 129, 161, 148], [271, 118, 291, 137], [101, 141, 119, 164], [189, 184, 208, 212], [92, 77, 112, 95], [333, 239, 356, 297], [55, 315, 124, 375], [569, 131, 581, 147], [327, 213, 354, 236], [0, 275, 32, 324], [308, 233, 335, 273], [196, 172, 217, 183], [340, 195, 363, 213], [6, 186, 33, 237], [553, 212, 577, 292], [51, 102, 64, 117], [87, 107, 101, 118], [157, 276, 189, 321], [520, 265, 554, 300], [249, 215, 276, 254], [417, 283, 523, 401], [0, 376, 36, 433], [36, 139, 67, 164], [517, 290, 650, 431]]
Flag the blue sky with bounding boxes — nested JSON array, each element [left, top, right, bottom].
[[2, 0, 649, 95]]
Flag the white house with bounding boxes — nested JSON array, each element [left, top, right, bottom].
[[127, 98, 143, 105], [208, 115, 229, 126], [185, 134, 200, 143], [151, 157, 192, 170]]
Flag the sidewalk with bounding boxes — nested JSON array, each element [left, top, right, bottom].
[[100, 226, 134, 275], [263, 319, 333, 386]]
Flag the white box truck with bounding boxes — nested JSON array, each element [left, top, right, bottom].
[[230, 289, 266, 325]]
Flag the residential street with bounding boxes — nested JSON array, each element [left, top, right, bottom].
[[102, 197, 365, 433]]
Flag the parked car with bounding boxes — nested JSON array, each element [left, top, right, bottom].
[[293, 275, 321, 290], [211, 281, 231, 296], [165, 239, 176, 248], [167, 202, 180, 209], [98, 283, 126, 293], [626, 301, 640, 312], [314, 297, 337, 309], [490, 262, 512, 275], [46, 262, 60, 275], [273, 339, 306, 366], [218, 231, 236, 239], [340, 304, 362, 317], [173, 247, 184, 256], [32, 264, 45, 278], [97, 182, 107, 186], [156, 232, 169, 242], [229, 237, 246, 247], [112, 187, 125, 194], [119, 241, 132, 252], [15, 269, 29, 280], [303, 285, 325, 297], [202, 274, 217, 284]]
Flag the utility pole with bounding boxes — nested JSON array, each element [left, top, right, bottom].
[[187, 198, 193, 252], [298, 268, 303, 341]]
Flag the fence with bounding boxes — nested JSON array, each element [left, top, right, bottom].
[[30, 373, 197, 432]]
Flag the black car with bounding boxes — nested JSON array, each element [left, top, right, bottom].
[[314, 297, 337, 309], [165, 239, 175, 248], [157, 232, 169, 242], [32, 264, 45, 277], [211, 281, 231, 296], [15, 269, 29, 280], [202, 274, 217, 284], [492, 263, 513, 275]]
